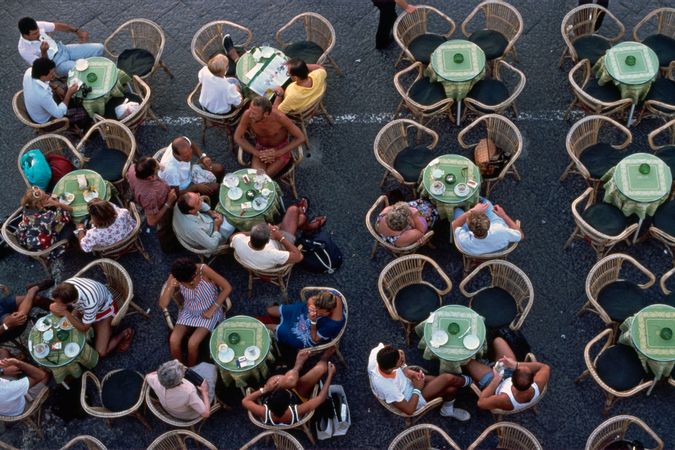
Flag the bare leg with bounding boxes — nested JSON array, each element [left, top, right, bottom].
[[466, 360, 492, 383], [266, 305, 281, 318], [422, 373, 466, 401], [264, 157, 291, 177], [251, 156, 267, 172], [210, 163, 225, 181], [227, 48, 240, 62], [279, 205, 304, 235], [493, 337, 517, 361], [92, 317, 123, 357], [187, 327, 210, 367], [169, 325, 189, 363], [295, 348, 334, 398]]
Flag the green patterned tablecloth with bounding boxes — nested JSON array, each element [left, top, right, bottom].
[[68, 57, 130, 117], [426, 40, 486, 100], [28, 314, 99, 384], [235, 46, 289, 97], [601, 153, 672, 219], [52, 169, 111, 220], [418, 154, 481, 220], [415, 305, 487, 374], [215, 169, 282, 231], [210, 315, 273, 388], [619, 304, 675, 379], [593, 41, 659, 104]]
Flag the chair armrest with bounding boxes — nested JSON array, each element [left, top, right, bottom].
[[647, 119, 675, 151]]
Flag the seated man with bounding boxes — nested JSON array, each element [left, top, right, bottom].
[[452, 198, 523, 256], [273, 58, 327, 115], [367, 343, 471, 421], [49, 278, 134, 357], [234, 96, 306, 177], [158, 136, 224, 197], [0, 350, 50, 417], [198, 54, 242, 115], [466, 337, 550, 412], [18, 17, 104, 77], [172, 192, 235, 253], [0, 281, 53, 343], [126, 157, 177, 227]]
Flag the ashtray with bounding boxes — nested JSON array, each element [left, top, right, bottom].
[[447, 322, 460, 335], [453, 53, 464, 64], [661, 327, 673, 340], [639, 163, 650, 175], [228, 332, 241, 345], [245, 190, 256, 200], [625, 55, 636, 66], [86, 73, 97, 83], [445, 174, 455, 184]]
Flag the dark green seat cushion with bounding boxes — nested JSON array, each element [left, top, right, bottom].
[[581, 203, 629, 236], [409, 77, 447, 106], [604, 439, 646, 450], [466, 79, 509, 109], [643, 34, 675, 68], [656, 146, 675, 176], [468, 29, 508, 60], [103, 93, 143, 120], [597, 281, 651, 322], [393, 146, 437, 182], [84, 148, 128, 182], [116, 48, 155, 77], [579, 142, 624, 178], [283, 41, 324, 64], [661, 293, 675, 308], [644, 78, 675, 112], [584, 78, 622, 103], [408, 33, 446, 65], [471, 287, 518, 328], [572, 35, 611, 65], [393, 283, 440, 322], [101, 369, 144, 412], [653, 199, 675, 236], [596, 344, 646, 391]]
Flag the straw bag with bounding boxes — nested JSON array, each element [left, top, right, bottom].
[[474, 138, 504, 177]]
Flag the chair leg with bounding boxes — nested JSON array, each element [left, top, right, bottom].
[[602, 394, 617, 416], [395, 51, 405, 67], [379, 171, 390, 188], [559, 162, 575, 181], [404, 323, 412, 346], [135, 239, 151, 262], [201, 118, 207, 145], [510, 165, 521, 181], [335, 346, 347, 368], [319, 102, 334, 125], [129, 301, 151, 319], [158, 60, 174, 78], [147, 107, 167, 130], [133, 411, 151, 430], [558, 48, 568, 69], [327, 56, 343, 76], [394, 99, 404, 118], [302, 422, 316, 445], [247, 273, 253, 299], [278, 276, 289, 303], [563, 227, 579, 250], [370, 241, 379, 259]]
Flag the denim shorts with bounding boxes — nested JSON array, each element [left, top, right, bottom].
[[478, 368, 514, 389], [0, 295, 17, 317]]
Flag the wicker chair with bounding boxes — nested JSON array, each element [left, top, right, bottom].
[[0, 385, 49, 438], [461, 1, 523, 64], [59, 436, 108, 450], [187, 83, 248, 149], [459, 260, 533, 331], [233, 251, 296, 302], [455, 235, 519, 278], [104, 19, 172, 80], [17, 134, 84, 188], [373, 119, 439, 189], [0, 284, 30, 357], [559, 4, 625, 68], [392, 6, 455, 66], [298, 287, 347, 366], [576, 329, 652, 415], [145, 385, 221, 432], [660, 266, 675, 303], [147, 430, 217, 450], [74, 258, 149, 326], [0, 441, 20, 450], [240, 431, 304, 450], [94, 75, 162, 132], [647, 119, 675, 202], [578, 253, 655, 327], [172, 195, 230, 263], [564, 187, 639, 259], [586, 415, 664, 450], [468, 422, 543, 450], [462, 60, 526, 121], [377, 254, 452, 344], [564, 59, 633, 120], [80, 370, 148, 428], [246, 385, 319, 444], [285, 88, 333, 153], [191, 20, 253, 66], [13, 90, 70, 135], [237, 145, 304, 199], [393, 62, 454, 126], [559, 115, 632, 190], [633, 7, 675, 72], [457, 113, 522, 196], [275, 12, 342, 75], [388, 423, 461, 450], [638, 61, 675, 123], [89, 202, 150, 261]]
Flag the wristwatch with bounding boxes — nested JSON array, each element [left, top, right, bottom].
[[310, 320, 317, 326], [199, 153, 208, 160], [0, 367, 4, 375], [279, 236, 286, 243], [2, 323, 8, 331]]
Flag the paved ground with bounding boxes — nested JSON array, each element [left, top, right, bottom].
[[1, 0, 674, 449]]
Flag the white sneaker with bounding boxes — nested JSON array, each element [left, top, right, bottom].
[[439, 403, 471, 421]]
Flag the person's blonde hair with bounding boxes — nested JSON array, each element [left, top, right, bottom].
[[207, 54, 229, 77], [385, 202, 411, 231], [468, 212, 490, 239], [313, 291, 338, 311], [20, 186, 44, 209]]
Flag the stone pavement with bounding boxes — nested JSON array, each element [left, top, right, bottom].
[[0, 0, 673, 448]]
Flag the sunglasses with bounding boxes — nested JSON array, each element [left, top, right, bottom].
[[31, 186, 42, 199]]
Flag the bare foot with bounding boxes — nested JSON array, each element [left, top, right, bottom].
[[295, 349, 311, 366]]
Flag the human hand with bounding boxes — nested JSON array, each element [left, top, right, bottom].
[[4, 312, 27, 328], [260, 149, 276, 164], [199, 379, 209, 394], [308, 305, 318, 321], [268, 224, 283, 241], [67, 82, 80, 95], [500, 356, 518, 370], [470, 202, 488, 214], [327, 361, 336, 376], [492, 204, 506, 218], [411, 373, 424, 389], [273, 86, 284, 96], [405, 4, 417, 13], [49, 302, 68, 316], [200, 156, 213, 171], [296, 349, 311, 366], [167, 274, 179, 290], [40, 41, 49, 53], [0, 359, 21, 377], [167, 189, 178, 205], [77, 30, 89, 42], [398, 349, 407, 366], [202, 304, 217, 319]]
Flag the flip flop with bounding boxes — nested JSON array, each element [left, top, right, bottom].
[[116, 328, 135, 353], [302, 215, 327, 231], [296, 197, 310, 214]]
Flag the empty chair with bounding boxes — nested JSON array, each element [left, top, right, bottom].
[[633, 7, 675, 71], [660, 267, 675, 307], [639, 61, 675, 123], [60, 436, 108, 450], [393, 6, 455, 66], [95, 76, 162, 132], [80, 369, 148, 428], [468, 422, 543, 450], [461, 1, 523, 64], [191, 20, 253, 68], [462, 60, 526, 121], [275, 12, 342, 74], [394, 62, 454, 126], [147, 430, 217, 450], [565, 59, 632, 120], [559, 4, 625, 67], [240, 431, 304, 450], [13, 90, 69, 135], [17, 134, 83, 189], [586, 415, 664, 450], [648, 118, 675, 178], [388, 423, 461, 450]]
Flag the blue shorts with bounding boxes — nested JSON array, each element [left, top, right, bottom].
[[0, 295, 24, 343], [0, 295, 17, 317], [478, 368, 514, 389]]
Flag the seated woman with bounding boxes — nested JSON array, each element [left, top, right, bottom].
[[16, 186, 72, 260], [159, 258, 232, 367], [242, 349, 336, 425], [266, 291, 345, 349], [198, 54, 242, 115], [77, 199, 136, 253], [375, 199, 437, 247]]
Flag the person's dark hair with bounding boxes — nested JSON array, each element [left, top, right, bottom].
[[52, 283, 78, 304], [251, 96, 272, 114], [18, 17, 38, 36], [249, 223, 270, 249], [87, 199, 117, 228], [170, 257, 198, 283], [511, 367, 534, 391], [376, 345, 400, 372], [176, 193, 193, 215], [287, 58, 309, 79], [267, 389, 291, 417], [31, 57, 55, 79], [134, 156, 158, 180]]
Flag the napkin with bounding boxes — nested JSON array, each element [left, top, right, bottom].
[[426, 312, 435, 323], [246, 63, 263, 79], [77, 174, 88, 190]]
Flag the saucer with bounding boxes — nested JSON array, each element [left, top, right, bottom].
[[430, 330, 448, 347], [244, 346, 261, 361], [75, 59, 88, 71], [430, 181, 445, 195], [33, 343, 50, 358], [35, 317, 52, 332], [454, 183, 469, 197], [463, 334, 480, 350], [83, 189, 99, 202], [223, 174, 239, 188], [228, 187, 243, 200], [218, 348, 235, 363], [64, 342, 81, 358], [252, 196, 268, 211]]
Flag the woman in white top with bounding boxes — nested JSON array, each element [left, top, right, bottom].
[[198, 54, 242, 114]]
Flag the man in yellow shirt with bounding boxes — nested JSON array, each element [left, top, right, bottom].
[[273, 58, 327, 115]]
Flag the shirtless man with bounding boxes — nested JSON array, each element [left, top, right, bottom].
[[234, 96, 305, 177]]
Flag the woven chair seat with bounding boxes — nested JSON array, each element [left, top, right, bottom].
[[573, 35, 612, 65], [117, 48, 155, 77], [471, 287, 517, 328], [393, 145, 437, 182], [394, 284, 439, 322], [596, 343, 647, 391], [579, 142, 624, 178], [409, 77, 447, 106], [581, 203, 630, 236], [103, 93, 143, 119], [466, 79, 510, 109], [653, 199, 675, 235], [468, 29, 509, 60], [85, 148, 128, 181], [645, 77, 675, 111], [643, 34, 675, 67], [584, 78, 623, 103], [408, 33, 446, 65], [284, 40, 324, 64], [598, 281, 651, 322], [101, 369, 144, 412]]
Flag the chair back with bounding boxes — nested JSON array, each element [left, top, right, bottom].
[[77, 120, 137, 184], [298, 287, 348, 354], [187, 83, 247, 124], [104, 19, 165, 78], [90, 202, 148, 260], [560, 4, 625, 64], [393, 62, 454, 124], [633, 7, 675, 44], [275, 13, 336, 65], [96, 76, 152, 132], [388, 423, 461, 450], [191, 20, 253, 66], [172, 213, 230, 260], [648, 118, 675, 151], [468, 422, 543, 450], [147, 430, 218, 450], [464, 60, 526, 118], [17, 134, 84, 188], [239, 430, 304, 450], [145, 386, 220, 428], [13, 90, 70, 134], [586, 415, 664, 450], [455, 233, 519, 276], [393, 6, 456, 63], [80, 369, 145, 419], [59, 436, 108, 450], [641, 61, 675, 122], [462, 0, 523, 57], [246, 385, 319, 434], [233, 250, 295, 280], [567, 60, 633, 118]]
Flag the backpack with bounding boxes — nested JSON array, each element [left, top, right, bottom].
[[45, 153, 75, 185], [297, 229, 343, 274], [21, 149, 52, 190]]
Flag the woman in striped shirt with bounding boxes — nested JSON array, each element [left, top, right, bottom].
[[159, 258, 233, 367]]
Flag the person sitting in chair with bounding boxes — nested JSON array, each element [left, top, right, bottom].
[[158, 136, 224, 197], [173, 192, 235, 254], [76, 199, 137, 253], [452, 198, 523, 255], [0, 280, 53, 344], [0, 349, 50, 417], [198, 54, 242, 115], [273, 58, 327, 116]]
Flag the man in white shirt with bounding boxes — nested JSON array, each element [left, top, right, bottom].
[[0, 349, 49, 417], [198, 54, 242, 114], [158, 136, 224, 197], [173, 192, 235, 254], [452, 199, 523, 256], [367, 343, 471, 421], [231, 222, 304, 272], [18, 17, 104, 77], [22, 57, 80, 125]]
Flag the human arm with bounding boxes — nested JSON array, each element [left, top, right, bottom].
[[500, 356, 550, 388], [145, 189, 177, 227], [159, 275, 179, 310], [196, 380, 211, 418], [241, 386, 268, 418], [271, 111, 306, 158], [297, 362, 335, 416], [395, 0, 416, 13], [0, 358, 49, 386], [52, 22, 89, 42], [40, 82, 79, 120], [492, 205, 524, 240], [0, 313, 28, 336], [476, 367, 513, 410], [189, 142, 214, 171], [76, 223, 91, 251], [49, 302, 90, 333], [269, 225, 303, 264], [451, 202, 489, 234], [233, 111, 261, 157], [272, 86, 285, 109], [200, 265, 233, 319]]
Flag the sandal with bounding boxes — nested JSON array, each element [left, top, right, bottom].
[[116, 328, 135, 353], [296, 197, 310, 214], [301, 215, 327, 232]]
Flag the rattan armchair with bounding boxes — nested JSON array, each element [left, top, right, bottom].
[[393, 6, 455, 66], [469, 423, 542, 450], [147, 430, 217, 450], [94, 75, 162, 132], [187, 83, 248, 149], [393, 62, 454, 126], [158, 279, 232, 331], [17, 133, 84, 188], [145, 385, 221, 432], [90, 202, 150, 261], [638, 61, 675, 123], [455, 238, 519, 278], [462, 60, 525, 121], [0, 384, 49, 438], [240, 431, 304, 450], [564, 187, 639, 259], [366, 195, 434, 259], [275, 12, 341, 74], [299, 287, 347, 366], [457, 113, 522, 196], [586, 415, 664, 450], [388, 423, 461, 450], [236, 145, 304, 199], [564, 59, 632, 120], [80, 369, 148, 428], [579, 253, 655, 326], [191, 20, 253, 66], [461, 1, 523, 63], [285, 88, 333, 153], [104, 18, 172, 79], [377, 254, 451, 344], [59, 436, 108, 450], [633, 7, 675, 72], [172, 196, 231, 263], [234, 250, 296, 302], [373, 119, 439, 189], [13, 90, 70, 135]]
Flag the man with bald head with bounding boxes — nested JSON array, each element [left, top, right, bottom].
[[158, 136, 225, 197]]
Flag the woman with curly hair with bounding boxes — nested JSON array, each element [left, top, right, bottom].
[[16, 186, 72, 260], [76, 199, 136, 252], [375, 199, 437, 247]]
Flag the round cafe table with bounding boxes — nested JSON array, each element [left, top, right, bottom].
[[52, 169, 111, 223], [235, 46, 289, 98], [425, 40, 486, 125], [215, 169, 282, 231], [593, 41, 659, 126], [418, 154, 482, 221], [67, 56, 130, 118]]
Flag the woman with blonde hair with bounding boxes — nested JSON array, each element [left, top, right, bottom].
[[76, 199, 136, 252], [16, 186, 72, 259], [375, 199, 437, 247], [197, 54, 242, 114]]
